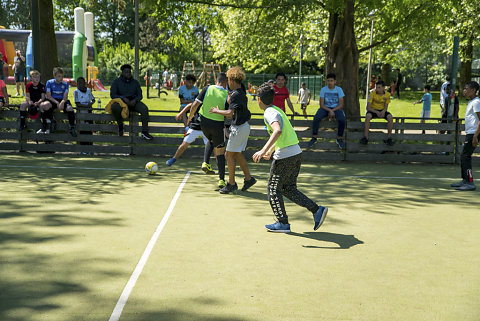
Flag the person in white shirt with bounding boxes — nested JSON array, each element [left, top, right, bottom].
[[451, 81, 480, 191], [296, 82, 311, 120], [74, 77, 95, 146]]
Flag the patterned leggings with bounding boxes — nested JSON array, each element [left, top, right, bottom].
[[268, 153, 319, 224]]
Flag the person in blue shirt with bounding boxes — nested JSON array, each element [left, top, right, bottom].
[[178, 74, 199, 128], [307, 73, 346, 149], [43, 67, 76, 136], [413, 85, 432, 133]]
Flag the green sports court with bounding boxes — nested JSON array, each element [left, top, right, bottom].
[[1, 154, 479, 321]]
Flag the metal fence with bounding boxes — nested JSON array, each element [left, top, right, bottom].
[[245, 74, 324, 101]]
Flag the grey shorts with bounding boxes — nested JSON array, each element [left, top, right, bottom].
[[226, 122, 250, 152]]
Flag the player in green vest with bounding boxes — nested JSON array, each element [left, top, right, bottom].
[[188, 73, 229, 188], [252, 83, 328, 233]]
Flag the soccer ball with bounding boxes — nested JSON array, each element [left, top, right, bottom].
[[145, 161, 158, 175]]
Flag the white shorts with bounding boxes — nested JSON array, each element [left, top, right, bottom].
[[226, 122, 250, 152], [421, 109, 430, 119], [183, 128, 208, 144]]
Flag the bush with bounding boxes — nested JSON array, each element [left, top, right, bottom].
[[97, 43, 168, 85]]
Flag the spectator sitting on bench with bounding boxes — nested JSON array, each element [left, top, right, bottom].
[[44, 67, 77, 136], [360, 80, 394, 146], [19, 70, 48, 131], [307, 73, 346, 149], [109, 64, 152, 139]]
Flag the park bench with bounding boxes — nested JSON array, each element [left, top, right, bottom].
[[0, 106, 474, 164]]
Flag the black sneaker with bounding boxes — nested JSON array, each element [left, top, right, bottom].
[[50, 119, 56, 133], [141, 132, 153, 140], [69, 126, 77, 137], [118, 123, 124, 136], [307, 137, 317, 148], [219, 182, 238, 194], [19, 123, 27, 131], [384, 138, 394, 146], [360, 137, 368, 145], [336, 138, 345, 149], [241, 177, 257, 191]]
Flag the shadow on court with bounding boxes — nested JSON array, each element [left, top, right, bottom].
[[287, 231, 364, 249]]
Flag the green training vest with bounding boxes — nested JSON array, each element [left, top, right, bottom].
[[264, 106, 299, 150], [199, 85, 228, 122]]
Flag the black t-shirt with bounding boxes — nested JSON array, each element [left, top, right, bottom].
[[189, 108, 202, 130], [26, 82, 45, 102], [229, 84, 250, 126], [196, 86, 209, 102], [396, 73, 403, 85]]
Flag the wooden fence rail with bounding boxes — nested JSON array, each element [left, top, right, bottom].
[[0, 108, 476, 164]]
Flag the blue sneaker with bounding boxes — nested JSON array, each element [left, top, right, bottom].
[[313, 206, 328, 231], [166, 157, 176, 166], [265, 221, 291, 233]]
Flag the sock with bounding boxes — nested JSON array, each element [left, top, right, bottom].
[[204, 141, 213, 163], [467, 169, 474, 183], [67, 110, 75, 127], [20, 110, 27, 126], [216, 154, 226, 181]]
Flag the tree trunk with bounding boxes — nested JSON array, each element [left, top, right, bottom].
[[38, 0, 58, 83], [459, 35, 474, 91], [326, 0, 360, 117], [381, 63, 391, 85]]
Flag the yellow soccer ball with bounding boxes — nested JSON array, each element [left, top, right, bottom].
[[145, 161, 158, 175]]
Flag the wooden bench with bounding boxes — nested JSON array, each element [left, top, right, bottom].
[[0, 108, 474, 164]]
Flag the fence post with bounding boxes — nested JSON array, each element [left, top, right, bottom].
[[146, 69, 151, 99], [313, 76, 316, 101]]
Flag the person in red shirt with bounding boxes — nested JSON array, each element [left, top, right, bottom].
[[272, 72, 298, 115]]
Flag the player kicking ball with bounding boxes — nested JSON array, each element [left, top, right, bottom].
[[252, 83, 328, 233], [166, 102, 215, 174]]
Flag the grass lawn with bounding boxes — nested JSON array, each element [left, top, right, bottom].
[[4, 84, 469, 120]]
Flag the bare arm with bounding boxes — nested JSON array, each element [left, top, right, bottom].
[[286, 97, 297, 114], [332, 97, 344, 112], [187, 100, 202, 123], [252, 121, 282, 162], [176, 103, 192, 121], [472, 111, 480, 147], [209, 106, 233, 117]]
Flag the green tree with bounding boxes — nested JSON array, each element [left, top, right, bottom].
[[0, 0, 31, 29]]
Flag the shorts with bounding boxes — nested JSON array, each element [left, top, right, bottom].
[[183, 128, 208, 144], [366, 110, 392, 120], [28, 104, 39, 119], [49, 99, 72, 111], [0, 97, 4, 105], [226, 122, 250, 152], [301, 103, 308, 110], [200, 115, 225, 148], [14, 72, 25, 83], [421, 109, 430, 119]]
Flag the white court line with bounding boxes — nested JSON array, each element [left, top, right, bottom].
[[0, 164, 458, 181], [108, 171, 191, 321]]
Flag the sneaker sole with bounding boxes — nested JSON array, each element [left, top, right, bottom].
[[266, 228, 291, 233], [201, 166, 215, 175], [314, 207, 328, 231], [241, 180, 257, 191]]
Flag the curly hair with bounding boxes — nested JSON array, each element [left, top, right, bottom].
[[226, 66, 246, 84]]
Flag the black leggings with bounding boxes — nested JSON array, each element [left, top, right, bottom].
[[461, 134, 476, 183], [268, 153, 319, 224]]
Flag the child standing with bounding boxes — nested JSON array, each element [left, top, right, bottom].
[[252, 83, 328, 233], [413, 85, 432, 133], [450, 81, 480, 191], [296, 82, 311, 120]]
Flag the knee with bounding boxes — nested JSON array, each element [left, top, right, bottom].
[[20, 102, 27, 111], [365, 115, 372, 122]]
